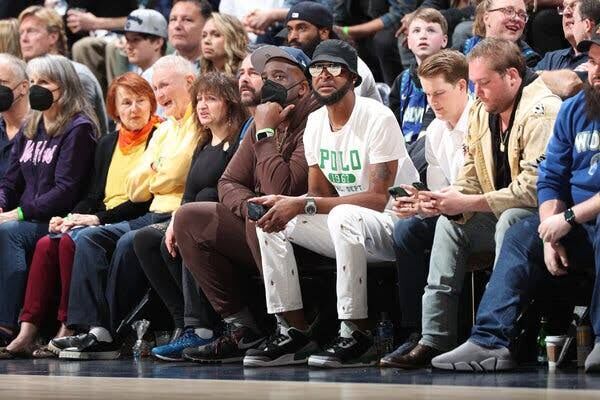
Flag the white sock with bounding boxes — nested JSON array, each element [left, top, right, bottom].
[[340, 321, 358, 339], [194, 328, 213, 340], [89, 327, 112, 343]]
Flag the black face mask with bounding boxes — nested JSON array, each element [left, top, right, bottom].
[[0, 84, 15, 112], [29, 85, 56, 111], [260, 79, 304, 107]]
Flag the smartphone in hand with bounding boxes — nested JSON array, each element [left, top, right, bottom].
[[247, 202, 269, 221], [388, 186, 410, 199], [412, 182, 429, 191]]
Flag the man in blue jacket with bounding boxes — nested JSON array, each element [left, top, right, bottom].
[[431, 32, 600, 373]]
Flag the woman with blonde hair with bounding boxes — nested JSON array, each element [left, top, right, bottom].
[[0, 54, 96, 352], [0, 19, 21, 58], [200, 13, 249, 76]]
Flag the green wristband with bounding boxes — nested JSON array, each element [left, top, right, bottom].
[[342, 26, 350, 36], [16, 207, 24, 221]]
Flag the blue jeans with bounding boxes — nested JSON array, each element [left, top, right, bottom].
[[0, 220, 49, 328], [471, 214, 600, 349], [67, 212, 169, 332], [393, 216, 438, 329]]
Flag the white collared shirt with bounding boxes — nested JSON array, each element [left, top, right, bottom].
[[425, 100, 472, 191]]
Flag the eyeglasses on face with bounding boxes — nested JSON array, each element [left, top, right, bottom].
[[488, 6, 529, 23], [308, 63, 343, 78]]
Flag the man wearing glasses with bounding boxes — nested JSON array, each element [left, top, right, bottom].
[[245, 39, 418, 368]]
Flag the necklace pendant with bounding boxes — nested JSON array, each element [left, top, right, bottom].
[[500, 142, 505, 152]]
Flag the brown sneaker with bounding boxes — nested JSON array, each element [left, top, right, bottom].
[[379, 343, 441, 369]]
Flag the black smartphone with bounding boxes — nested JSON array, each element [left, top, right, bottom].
[[412, 182, 429, 191], [388, 186, 410, 199], [247, 201, 269, 221]]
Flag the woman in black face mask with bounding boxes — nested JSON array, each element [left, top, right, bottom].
[[0, 55, 97, 356], [0, 54, 30, 180]]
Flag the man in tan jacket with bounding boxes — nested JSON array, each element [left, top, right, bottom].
[[389, 38, 562, 369]]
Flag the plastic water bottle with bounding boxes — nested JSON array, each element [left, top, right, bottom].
[[376, 312, 394, 356]]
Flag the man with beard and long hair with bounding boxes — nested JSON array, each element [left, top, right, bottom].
[[237, 53, 264, 117], [281, 1, 381, 102], [430, 35, 600, 373], [244, 39, 418, 368]]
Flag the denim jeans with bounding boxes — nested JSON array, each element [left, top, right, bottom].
[[0, 220, 49, 328], [420, 208, 536, 351], [471, 214, 600, 349], [393, 215, 438, 329], [67, 212, 170, 332]]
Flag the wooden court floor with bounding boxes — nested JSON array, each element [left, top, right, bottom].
[[2, 374, 600, 400]]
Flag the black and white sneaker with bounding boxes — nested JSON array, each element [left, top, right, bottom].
[[243, 321, 319, 367], [182, 324, 264, 364], [308, 327, 378, 368], [58, 333, 120, 360], [49, 333, 91, 355]]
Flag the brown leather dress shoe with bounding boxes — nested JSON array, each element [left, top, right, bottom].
[[379, 343, 441, 369]]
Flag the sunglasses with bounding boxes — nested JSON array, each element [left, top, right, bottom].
[[308, 63, 344, 78]]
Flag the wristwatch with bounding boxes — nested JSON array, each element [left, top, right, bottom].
[[304, 197, 317, 216], [256, 128, 275, 141], [563, 208, 578, 227]]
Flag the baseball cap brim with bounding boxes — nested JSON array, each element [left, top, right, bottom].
[[251, 46, 302, 73], [310, 54, 362, 87], [112, 28, 167, 39], [577, 37, 600, 53]]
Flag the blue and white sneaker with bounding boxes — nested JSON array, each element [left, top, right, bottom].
[[151, 328, 214, 361]]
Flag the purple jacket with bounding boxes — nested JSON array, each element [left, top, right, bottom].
[[0, 113, 96, 221]]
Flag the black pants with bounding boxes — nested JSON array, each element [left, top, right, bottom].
[[134, 223, 220, 330]]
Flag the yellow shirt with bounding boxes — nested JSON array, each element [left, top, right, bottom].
[[103, 142, 147, 210], [126, 105, 200, 213]]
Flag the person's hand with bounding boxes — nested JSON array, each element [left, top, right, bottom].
[[242, 9, 274, 35], [333, 25, 357, 46], [395, 12, 414, 38], [66, 9, 98, 33], [544, 241, 569, 276], [418, 186, 465, 216], [49, 216, 64, 233], [254, 102, 295, 132], [538, 213, 572, 244], [60, 213, 100, 232], [250, 195, 304, 233], [391, 184, 419, 218], [0, 209, 19, 224], [165, 218, 177, 257]]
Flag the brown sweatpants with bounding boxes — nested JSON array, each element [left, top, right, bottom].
[[173, 201, 260, 318]]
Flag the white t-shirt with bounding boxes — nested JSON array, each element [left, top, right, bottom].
[[425, 100, 472, 191], [304, 97, 418, 200]]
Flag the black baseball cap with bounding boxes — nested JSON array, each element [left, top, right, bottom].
[[577, 33, 600, 53], [310, 39, 362, 87], [277, 1, 338, 39]]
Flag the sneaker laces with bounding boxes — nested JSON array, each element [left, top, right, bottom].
[[170, 329, 198, 347]]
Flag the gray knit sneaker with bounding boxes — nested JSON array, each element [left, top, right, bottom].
[[585, 342, 600, 373], [431, 340, 516, 372]]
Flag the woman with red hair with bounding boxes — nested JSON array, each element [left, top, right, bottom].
[[1, 72, 161, 358]]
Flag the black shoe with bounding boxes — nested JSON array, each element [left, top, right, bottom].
[[243, 322, 319, 367], [58, 333, 120, 360], [182, 324, 264, 364], [48, 333, 91, 355], [308, 329, 378, 368]]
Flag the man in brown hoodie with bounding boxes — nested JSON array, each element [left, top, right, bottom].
[[172, 46, 320, 364]]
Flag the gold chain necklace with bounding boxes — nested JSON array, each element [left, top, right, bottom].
[[275, 126, 288, 152]]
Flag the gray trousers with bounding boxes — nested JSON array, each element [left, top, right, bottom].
[[420, 208, 536, 351]]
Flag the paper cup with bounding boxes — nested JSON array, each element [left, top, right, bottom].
[[545, 335, 567, 370]]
